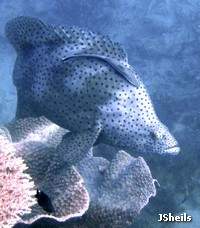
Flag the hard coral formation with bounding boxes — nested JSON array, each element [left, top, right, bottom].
[[22, 164, 90, 224], [39, 164, 90, 221], [6, 116, 67, 144], [74, 150, 156, 227], [5, 117, 156, 227], [0, 127, 35, 227], [6, 117, 90, 224], [6, 117, 67, 185]]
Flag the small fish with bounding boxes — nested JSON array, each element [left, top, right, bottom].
[[35, 189, 54, 213], [62, 54, 140, 87], [5, 16, 179, 164]]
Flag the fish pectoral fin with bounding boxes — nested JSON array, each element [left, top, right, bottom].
[[56, 123, 103, 166]]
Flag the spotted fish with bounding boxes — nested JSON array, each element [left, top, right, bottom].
[[5, 16, 179, 164]]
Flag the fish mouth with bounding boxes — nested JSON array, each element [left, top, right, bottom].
[[164, 145, 180, 155]]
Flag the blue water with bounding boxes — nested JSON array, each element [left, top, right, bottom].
[[1, 1, 200, 227]]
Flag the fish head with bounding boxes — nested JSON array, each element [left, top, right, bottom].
[[119, 116, 180, 155], [100, 81, 180, 156], [124, 95, 180, 155], [142, 122, 180, 155], [127, 85, 180, 155]]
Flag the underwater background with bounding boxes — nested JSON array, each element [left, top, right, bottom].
[[0, 0, 200, 227]]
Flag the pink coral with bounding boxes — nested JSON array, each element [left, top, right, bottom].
[[0, 128, 36, 227]]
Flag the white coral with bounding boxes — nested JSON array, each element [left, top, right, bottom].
[[0, 128, 36, 227]]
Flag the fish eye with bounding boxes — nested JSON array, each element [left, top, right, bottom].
[[150, 131, 157, 140], [150, 131, 163, 140]]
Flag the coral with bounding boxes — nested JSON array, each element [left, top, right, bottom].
[[6, 116, 67, 144], [6, 117, 90, 224], [74, 150, 156, 227], [5, 117, 156, 227], [37, 164, 90, 221], [21, 164, 90, 224], [0, 127, 35, 227], [6, 117, 68, 185]]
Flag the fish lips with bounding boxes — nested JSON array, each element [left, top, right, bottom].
[[164, 145, 180, 155]]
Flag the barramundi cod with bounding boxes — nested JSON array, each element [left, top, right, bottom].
[[5, 16, 180, 164]]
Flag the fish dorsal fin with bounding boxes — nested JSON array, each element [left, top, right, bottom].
[[54, 26, 128, 62], [5, 16, 61, 52]]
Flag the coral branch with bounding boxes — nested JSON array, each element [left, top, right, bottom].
[[0, 127, 35, 227]]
